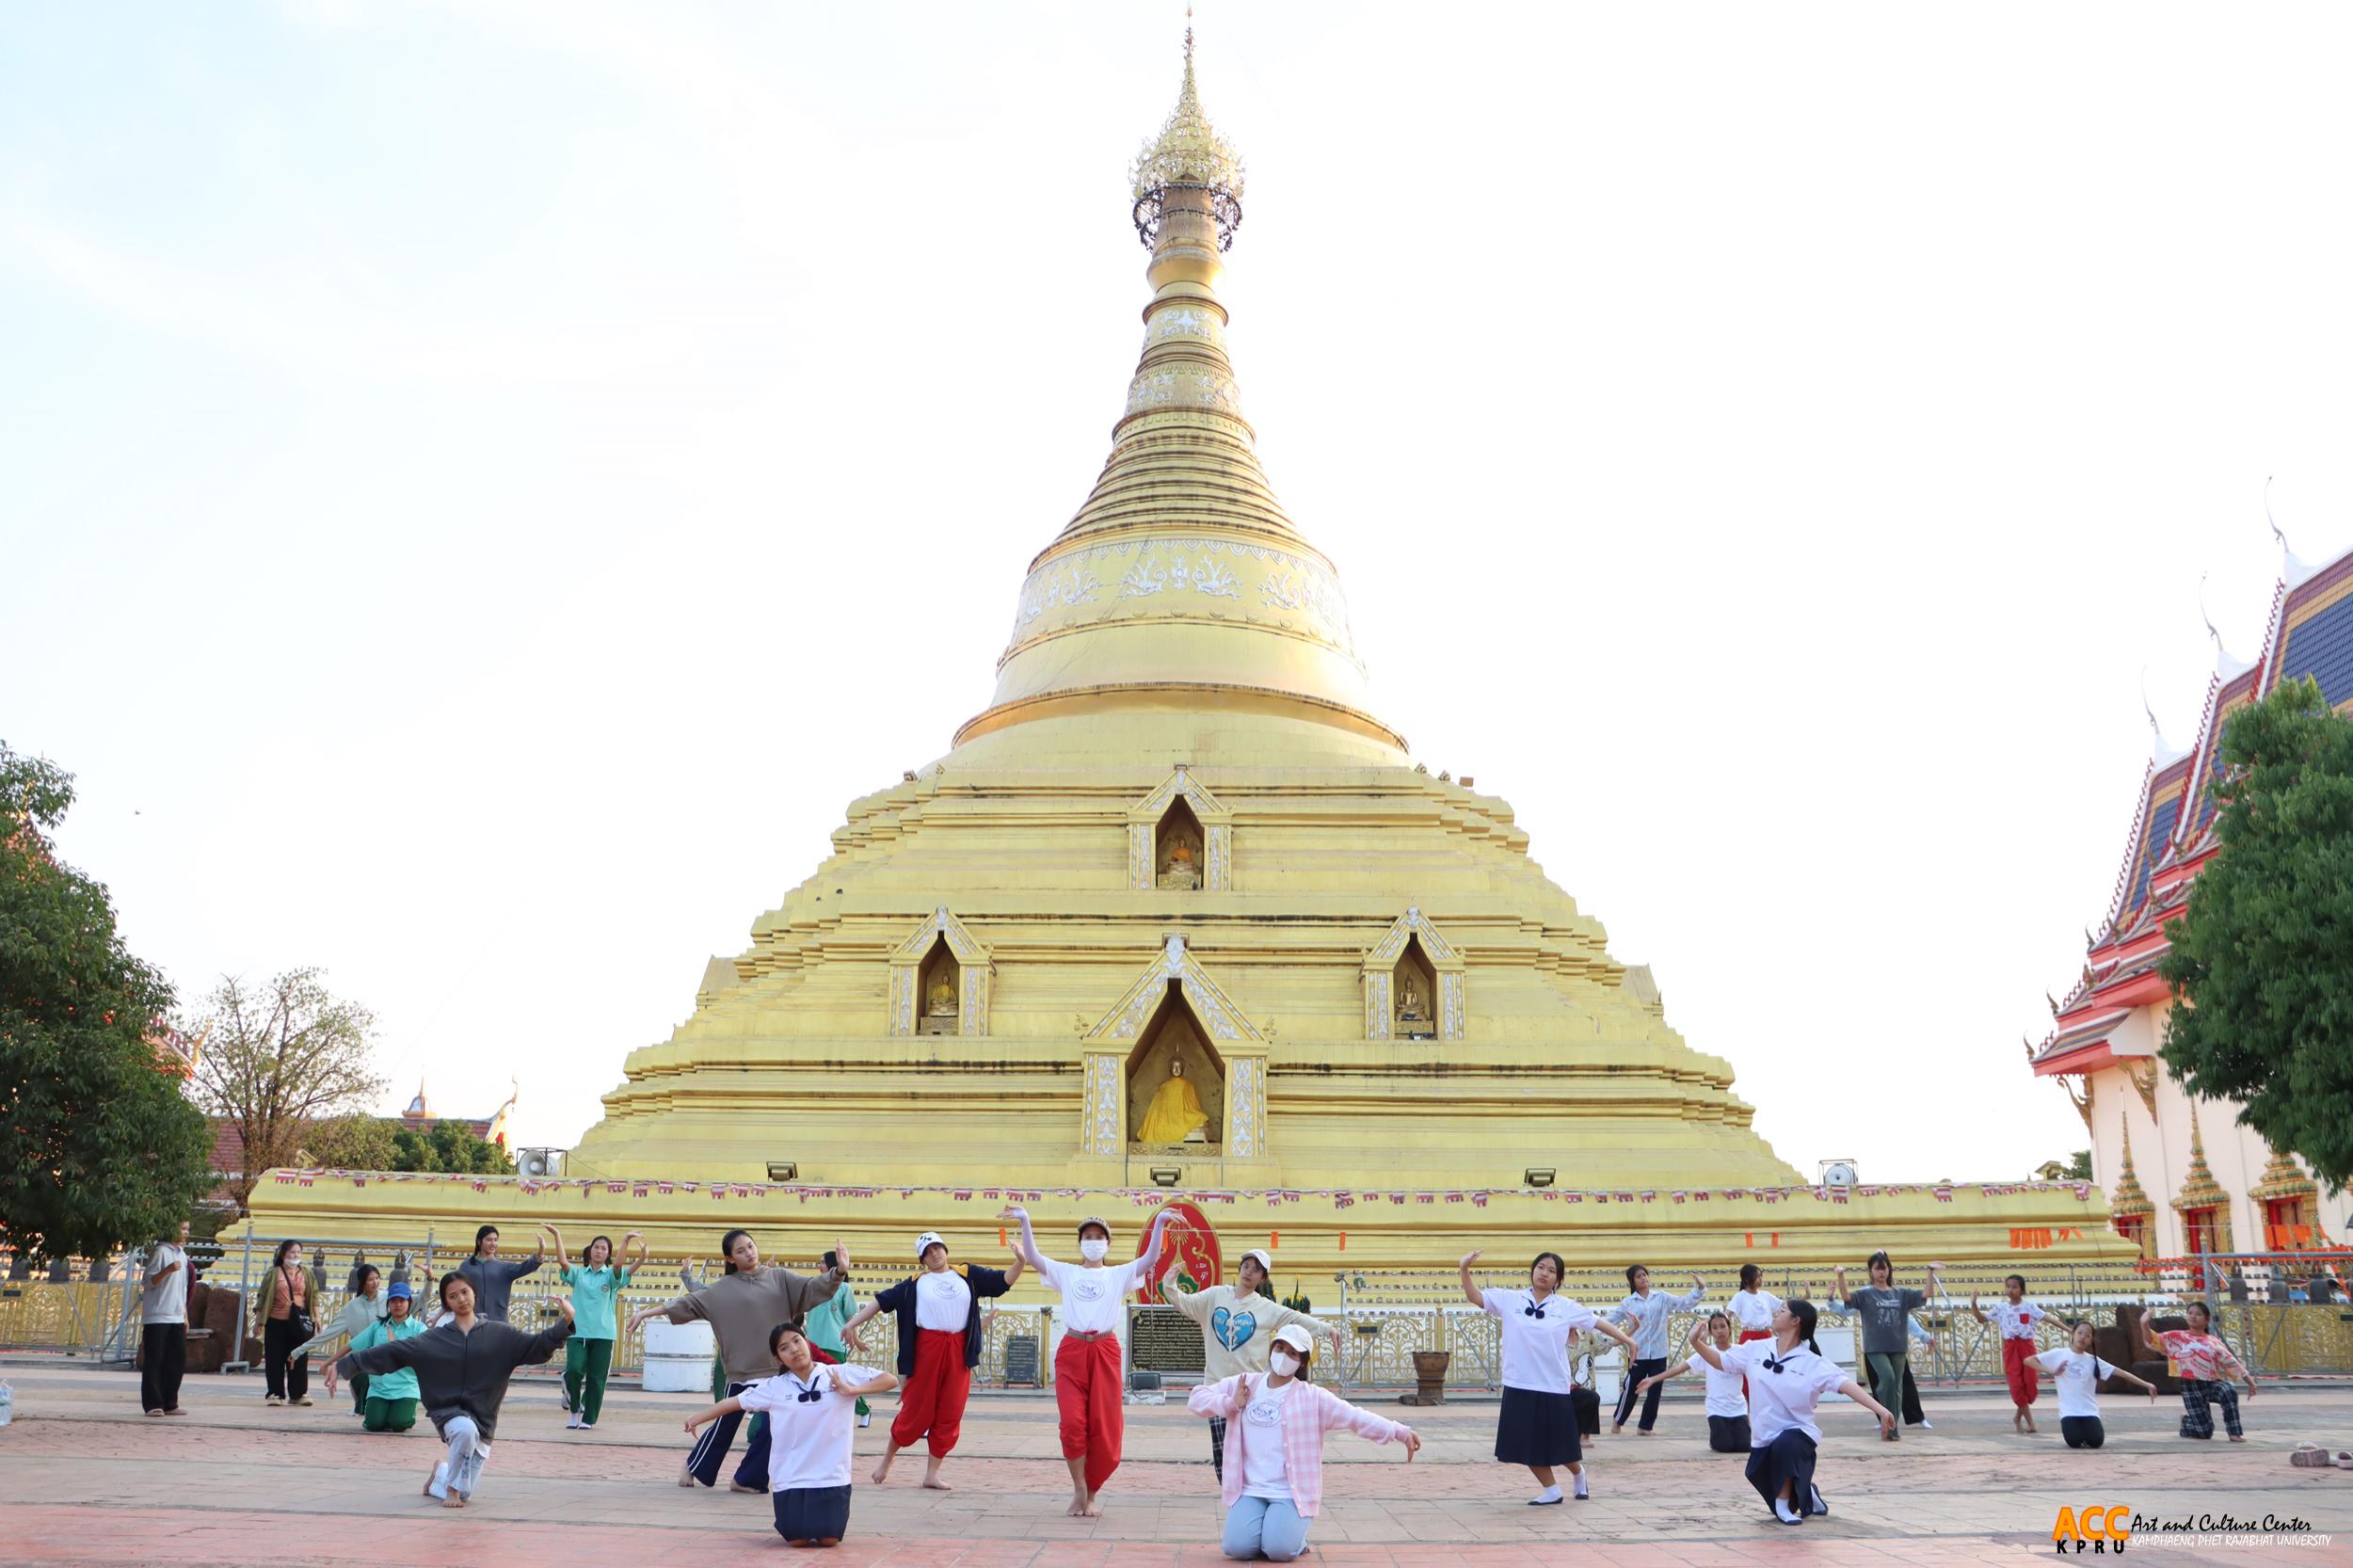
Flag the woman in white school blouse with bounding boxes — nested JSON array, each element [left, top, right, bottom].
[[1459, 1248, 1638, 1505]]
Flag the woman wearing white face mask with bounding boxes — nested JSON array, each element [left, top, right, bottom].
[[1005, 1204, 1176, 1517], [1189, 1323, 1420, 1560]]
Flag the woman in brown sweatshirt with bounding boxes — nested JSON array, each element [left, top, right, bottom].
[[626, 1228, 848, 1491], [256, 1238, 314, 1406]]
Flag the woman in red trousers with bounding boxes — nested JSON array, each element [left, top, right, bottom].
[[842, 1229, 1023, 1491], [1968, 1276, 2050, 1433], [1005, 1204, 1175, 1517]]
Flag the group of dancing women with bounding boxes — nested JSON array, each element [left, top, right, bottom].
[[260, 1212, 2262, 1552]]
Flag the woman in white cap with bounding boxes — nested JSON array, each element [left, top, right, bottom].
[[840, 1229, 1023, 1491], [1188, 1321, 1421, 1560], [1164, 1247, 1342, 1480], [1004, 1204, 1176, 1516], [1460, 1248, 1638, 1504]]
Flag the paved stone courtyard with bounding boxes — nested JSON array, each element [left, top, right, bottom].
[[3, 1364, 2348, 1566]]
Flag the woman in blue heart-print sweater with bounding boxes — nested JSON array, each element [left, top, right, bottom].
[[1163, 1247, 1340, 1480]]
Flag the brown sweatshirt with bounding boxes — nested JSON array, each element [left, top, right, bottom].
[[660, 1265, 844, 1382]]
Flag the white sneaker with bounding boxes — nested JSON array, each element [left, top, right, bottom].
[[566, 1415, 583, 1430], [1572, 1472, 1590, 1500], [1774, 1498, 1802, 1526], [857, 1413, 871, 1429], [426, 1463, 451, 1501], [1810, 1485, 1829, 1516], [1916, 1419, 1933, 1431], [1529, 1484, 1563, 1506]]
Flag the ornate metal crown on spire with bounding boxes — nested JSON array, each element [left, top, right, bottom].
[[1129, 24, 1244, 250]]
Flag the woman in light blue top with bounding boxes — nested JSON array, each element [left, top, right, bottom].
[[546, 1225, 645, 1431]]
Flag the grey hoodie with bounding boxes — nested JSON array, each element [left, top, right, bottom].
[[338, 1315, 569, 1443]]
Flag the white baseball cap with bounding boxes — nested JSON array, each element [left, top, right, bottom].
[[915, 1232, 947, 1258], [1272, 1323, 1315, 1354], [1241, 1248, 1274, 1274]]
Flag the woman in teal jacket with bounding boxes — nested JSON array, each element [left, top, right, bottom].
[[347, 1282, 427, 1432], [547, 1224, 645, 1430]]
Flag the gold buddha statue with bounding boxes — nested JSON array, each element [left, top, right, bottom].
[[920, 969, 958, 1034], [1157, 836, 1203, 890], [1135, 1058, 1210, 1144], [1396, 970, 1434, 1037]]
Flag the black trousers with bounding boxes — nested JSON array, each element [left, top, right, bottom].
[[140, 1323, 186, 1412], [1613, 1357, 1668, 1431], [263, 1318, 309, 1401], [2061, 1416, 2105, 1449], [1707, 1414, 1752, 1453]]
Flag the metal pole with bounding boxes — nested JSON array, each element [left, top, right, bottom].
[[225, 1221, 255, 1372]]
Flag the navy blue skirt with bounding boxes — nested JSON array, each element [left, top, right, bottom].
[[1495, 1386, 1581, 1466], [773, 1484, 853, 1542]]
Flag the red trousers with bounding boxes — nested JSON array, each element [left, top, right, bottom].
[[891, 1329, 971, 1458], [2001, 1336, 2039, 1409], [1055, 1332, 1125, 1495]]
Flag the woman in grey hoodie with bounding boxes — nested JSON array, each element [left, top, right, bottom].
[[330, 1272, 572, 1508], [292, 1264, 387, 1416]]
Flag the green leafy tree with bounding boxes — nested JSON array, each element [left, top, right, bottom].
[[0, 744, 212, 1265], [2160, 676, 2353, 1188], [303, 1112, 399, 1170], [392, 1119, 515, 1174], [2064, 1149, 2092, 1181], [185, 969, 385, 1214]]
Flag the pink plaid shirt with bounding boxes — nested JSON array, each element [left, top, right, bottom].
[[1188, 1373, 1411, 1517], [2158, 1330, 2246, 1384]]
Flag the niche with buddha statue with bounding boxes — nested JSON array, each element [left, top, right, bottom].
[[1361, 907, 1465, 1042], [1128, 766, 1232, 891], [886, 906, 993, 1037], [1124, 985, 1225, 1147]]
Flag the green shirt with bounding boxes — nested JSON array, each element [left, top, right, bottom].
[[349, 1317, 425, 1401], [805, 1280, 856, 1356], [562, 1264, 632, 1341]]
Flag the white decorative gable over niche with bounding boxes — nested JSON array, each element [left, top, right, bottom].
[[887, 907, 993, 1037], [1080, 936, 1269, 1161], [1128, 765, 1232, 891], [1363, 907, 1465, 1041]]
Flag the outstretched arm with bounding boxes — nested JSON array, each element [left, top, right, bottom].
[[1458, 1251, 1485, 1309], [1673, 1275, 1706, 1308], [683, 1396, 744, 1434], [1186, 1374, 1249, 1421], [1002, 1248, 1025, 1287], [1000, 1208, 1051, 1272], [1637, 1357, 1693, 1393], [1965, 1290, 1988, 1324], [2135, 1313, 2164, 1360], [1837, 1379, 1897, 1435], [1135, 1208, 1176, 1274], [621, 1231, 648, 1271], [1592, 1317, 1637, 1354], [832, 1368, 900, 1400]]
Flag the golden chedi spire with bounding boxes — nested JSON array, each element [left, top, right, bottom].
[[957, 24, 1400, 754], [2107, 1115, 2152, 1218]]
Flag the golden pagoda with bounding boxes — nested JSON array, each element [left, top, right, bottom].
[[251, 33, 2128, 1277]]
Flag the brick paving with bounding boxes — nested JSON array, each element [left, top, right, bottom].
[[2, 1365, 2349, 1565]]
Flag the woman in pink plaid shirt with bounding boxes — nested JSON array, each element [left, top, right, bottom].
[[1188, 1323, 1423, 1560]]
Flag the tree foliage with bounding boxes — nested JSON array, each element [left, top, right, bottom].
[[392, 1119, 515, 1174], [2160, 676, 2353, 1189], [0, 744, 213, 1264], [185, 969, 385, 1213], [302, 1112, 399, 1170]]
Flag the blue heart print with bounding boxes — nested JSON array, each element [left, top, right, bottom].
[[1212, 1305, 1257, 1351]]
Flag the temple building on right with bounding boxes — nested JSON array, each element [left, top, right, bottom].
[[2030, 534, 2353, 1290]]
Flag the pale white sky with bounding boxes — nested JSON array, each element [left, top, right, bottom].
[[8, 3, 2350, 1184]]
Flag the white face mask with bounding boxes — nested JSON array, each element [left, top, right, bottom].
[[1080, 1238, 1109, 1264], [1269, 1350, 1301, 1377]]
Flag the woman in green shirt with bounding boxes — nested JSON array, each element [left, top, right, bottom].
[[347, 1282, 426, 1432], [547, 1225, 645, 1431]]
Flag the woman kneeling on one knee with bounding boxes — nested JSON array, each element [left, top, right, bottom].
[[1189, 1324, 1421, 1560], [1688, 1300, 1894, 1527]]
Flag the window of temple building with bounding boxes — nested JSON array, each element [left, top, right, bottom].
[[914, 936, 961, 1036], [1155, 796, 1206, 891], [2265, 1195, 2313, 1252], [2182, 1205, 2222, 1288], [2114, 1212, 2152, 1261], [1392, 935, 1438, 1040]]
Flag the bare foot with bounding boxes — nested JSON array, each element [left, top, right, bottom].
[[678, 1464, 696, 1488], [1065, 1497, 1087, 1517], [1080, 1497, 1103, 1518], [441, 1494, 467, 1510], [922, 1476, 953, 1491], [871, 1459, 892, 1484], [729, 1480, 763, 1493], [1637, 1428, 1655, 1437], [1609, 1423, 1623, 1435], [2230, 1434, 2247, 1443]]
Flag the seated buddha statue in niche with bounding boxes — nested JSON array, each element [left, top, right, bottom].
[[1157, 835, 1203, 890], [1135, 1058, 1211, 1144], [1396, 971, 1434, 1037], [919, 968, 957, 1035]]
